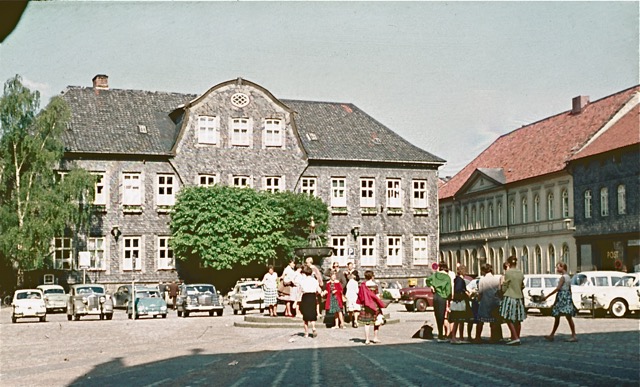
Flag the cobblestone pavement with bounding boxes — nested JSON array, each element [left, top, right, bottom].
[[0, 303, 638, 387]]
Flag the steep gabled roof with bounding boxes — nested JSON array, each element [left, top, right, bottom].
[[60, 83, 444, 166], [439, 85, 640, 199]]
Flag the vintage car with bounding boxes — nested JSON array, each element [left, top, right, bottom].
[[523, 274, 560, 315], [228, 280, 264, 315], [176, 283, 224, 317], [37, 284, 68, 313], [381, 281, 402, 302], [126, 287, 168, 319], [11, 289, 47, 323], [66, 284, 114, 321], [400, 275, 473, 312], [574, 271, 640, 317], [113, 284, 157, 309]]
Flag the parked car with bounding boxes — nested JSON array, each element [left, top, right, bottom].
[[229, 280, 264, 315], [66, 284, 114, 321], [113, 284, 158, 309], [176, 283, 224, 317], [37, 284, 68, 313], [523, 274, 561, 315], [400, 275, 473, 312], [126, 287, 168, 319], [381, 281, 402, 302], [573, 271, 640, 317], [11, 289, 47, 323]]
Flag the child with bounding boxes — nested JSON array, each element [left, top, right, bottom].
[[345, 273, 360, 327], [325, 271, 345, 329]]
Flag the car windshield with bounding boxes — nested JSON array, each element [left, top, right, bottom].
[[44, 288, 65, 295], [187, 285, 215, 294], [17, 291, 41, 300], [614, 276, 637, 287], [240, 284, 259, 292], [76, 286, 104, 294], [137, 290, 160, 298]]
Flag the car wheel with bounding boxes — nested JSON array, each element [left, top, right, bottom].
[[99, 314, 104, 320], [610, 299, 628, 318], [177, 310, 182, 317], [209, 310, 214, 316], [106, 313, 113, 320], [415, 299, 428, 312], [260, 308, 264, 313], [405, 304, 415, 312], [216, 310, 223, 316], [134, 314, 139, 320], [241, 307, 246, 315], [128, 313, 132, 319], [162, 314, 167, 319], [40, 316, 46, 323], [233, 309, 238, 315], [11, 315, 16, 323], [183, 311, 189, 318], [74, 314, 80, 321], [67, 314, 72, 321]]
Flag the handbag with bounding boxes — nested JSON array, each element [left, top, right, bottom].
[[450, 300, 467, 312], [277, 282, 291, 296]]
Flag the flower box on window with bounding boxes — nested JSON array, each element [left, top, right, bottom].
[[360, 207, 378, 215], [387, 207, 403, 215], [157, 205, 173, 214], [92, 204, 107, 213], [122, 205, 143, 214], [331, 207, 348, 215], [413, 208, 429, 216]]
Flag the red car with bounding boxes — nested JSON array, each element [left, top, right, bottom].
[[400, 275, 474, 312]]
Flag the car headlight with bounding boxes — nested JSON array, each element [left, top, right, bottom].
[[82, 297, 88, 304], [99, 296, 106, 304], [161, 305, 167, 311], [186, 297, 192, 305]]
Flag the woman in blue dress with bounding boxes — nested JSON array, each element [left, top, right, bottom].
[[542, 262, 578, 342]]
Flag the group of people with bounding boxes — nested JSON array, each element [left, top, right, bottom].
[[260, 258, 387, 344], [426, 256, 578, 345]]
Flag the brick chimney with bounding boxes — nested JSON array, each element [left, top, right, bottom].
[[92, 74, 109, 90], [572, 95, 589, 114]]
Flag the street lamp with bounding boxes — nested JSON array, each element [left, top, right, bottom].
[[110, 225, 122, 242], [350, 225, 360, 241]]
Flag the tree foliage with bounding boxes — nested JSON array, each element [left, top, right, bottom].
[[170, 186, 329, 270], [0, 75, 95, 283]]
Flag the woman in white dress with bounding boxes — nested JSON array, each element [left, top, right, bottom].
[[261, 265, 278, 317]]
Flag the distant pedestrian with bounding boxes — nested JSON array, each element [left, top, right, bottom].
[[543, 262, 578, 342], [261, 265, 279, 317], [425, 262, 452, 342], [325, 271, 345, 329], [345, 273, 360, 327], [300, 266, 325, 338], [356, 270, 386, 344], [499, 256, 526, 345], [167, 280, 179, 310]]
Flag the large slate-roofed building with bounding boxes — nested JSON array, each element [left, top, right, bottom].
[[55, 75, 444, 290]]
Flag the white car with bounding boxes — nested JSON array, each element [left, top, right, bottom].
[[37, 284, 68, 313], [523, 274, 561, 315], [229, 280, 265, 315], [381, 281, 403, 302], [571, 271, 637, 317], [11, 289, 47, 323]]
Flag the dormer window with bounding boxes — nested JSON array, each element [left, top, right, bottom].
[[230, 118, 252, 147], [197, 116, 219, 145], [264, 119, 283, 147]]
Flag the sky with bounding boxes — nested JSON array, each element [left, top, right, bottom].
[[0, 1, 637, 176]]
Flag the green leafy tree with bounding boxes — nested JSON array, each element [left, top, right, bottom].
[[0, 75, 95, 286], [170, 186, 329, 271]]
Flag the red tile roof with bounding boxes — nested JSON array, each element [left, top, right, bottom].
[[571, 103, 639, 160], [439, 85, 640, 199]]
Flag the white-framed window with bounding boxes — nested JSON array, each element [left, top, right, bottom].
[[413, 236, 429, 264], [230, 118, 251, 147], [232, 175, 251, 188], [157, 237, 174, 270], [53, 237, 73, 270], [157, 174, 175, 206], [584, 190, 592, 219], [122, 173, 142, 206], [387, 236, 402, 266], [263, 119, 283, 147], [360, 178, 375, 207], [86, 237, 106, 270], [411, 180, 428, 208], [123, 236, 141, 271], [534, 195, 540, 222], [600, 187, 609, 217], [521, 197, 528, 223], [198, 174, 217, 187], [197, 115, 220, 145], [331, 236, 347, 266], [300, 177, 317, 196], [331, 178, 346, 207], [562, 189, 569, 218], [263, 176, 283, 193], [547, 193, 555, 220], [617, 185, 626, 215], [386, 179, 402, 208], [93, 172, 107, 205], [360, 236, 377, 266]]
